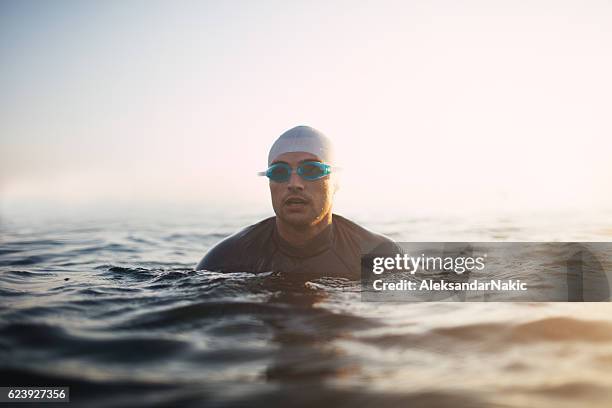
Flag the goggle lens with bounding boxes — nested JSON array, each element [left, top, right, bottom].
[[299, 162, 326, 180], [268, 164, 291, 182]]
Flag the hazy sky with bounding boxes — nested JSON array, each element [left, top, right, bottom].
[[1, 0, 610, 217]]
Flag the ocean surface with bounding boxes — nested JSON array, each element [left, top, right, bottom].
[[1, 209, 612, 408]]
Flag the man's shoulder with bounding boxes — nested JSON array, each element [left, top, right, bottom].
[[195, 217, 276, 271], [332, 213, 401, 253], [332, 213, 392, 242]]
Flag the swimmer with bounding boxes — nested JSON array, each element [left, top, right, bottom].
[[195, 125, 399, 278]]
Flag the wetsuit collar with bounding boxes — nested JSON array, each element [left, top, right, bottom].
[[273, 220, 334, 258]]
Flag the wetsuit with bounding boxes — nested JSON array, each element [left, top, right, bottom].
[[195, 214, 399, 279]]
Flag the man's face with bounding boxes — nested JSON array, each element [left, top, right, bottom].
[[269, 152, 335, 229]]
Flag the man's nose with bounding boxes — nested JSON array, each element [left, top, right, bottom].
[[287, 169, 304, 191]]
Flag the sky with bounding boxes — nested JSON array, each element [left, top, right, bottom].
[[1, 0, 611, 218]]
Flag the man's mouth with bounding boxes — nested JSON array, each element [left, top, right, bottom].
[[284, 197, 309, 207]]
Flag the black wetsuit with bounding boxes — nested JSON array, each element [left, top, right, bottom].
[[195, 214, 398, 279]]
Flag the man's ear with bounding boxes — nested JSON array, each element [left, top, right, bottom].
[[332, 176, 340, 194]]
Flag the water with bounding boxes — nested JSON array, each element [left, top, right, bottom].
[[1, 209, 612, 407]]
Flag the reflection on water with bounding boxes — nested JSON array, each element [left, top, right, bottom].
[[1, 210, 612, 407]]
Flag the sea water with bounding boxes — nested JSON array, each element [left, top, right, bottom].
[[1, 208, 612, 407]]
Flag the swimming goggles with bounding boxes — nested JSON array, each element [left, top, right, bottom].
[[258, 161, 332, 182]]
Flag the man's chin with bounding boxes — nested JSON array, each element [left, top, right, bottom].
[[279, 212, 313, 229]]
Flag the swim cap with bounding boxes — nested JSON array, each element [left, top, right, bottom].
[[268, 125, 334, 165]]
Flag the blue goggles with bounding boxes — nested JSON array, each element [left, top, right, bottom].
[[258, 161, 332, 183]]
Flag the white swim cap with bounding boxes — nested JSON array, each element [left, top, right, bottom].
[[268, 125, 334, 165]]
